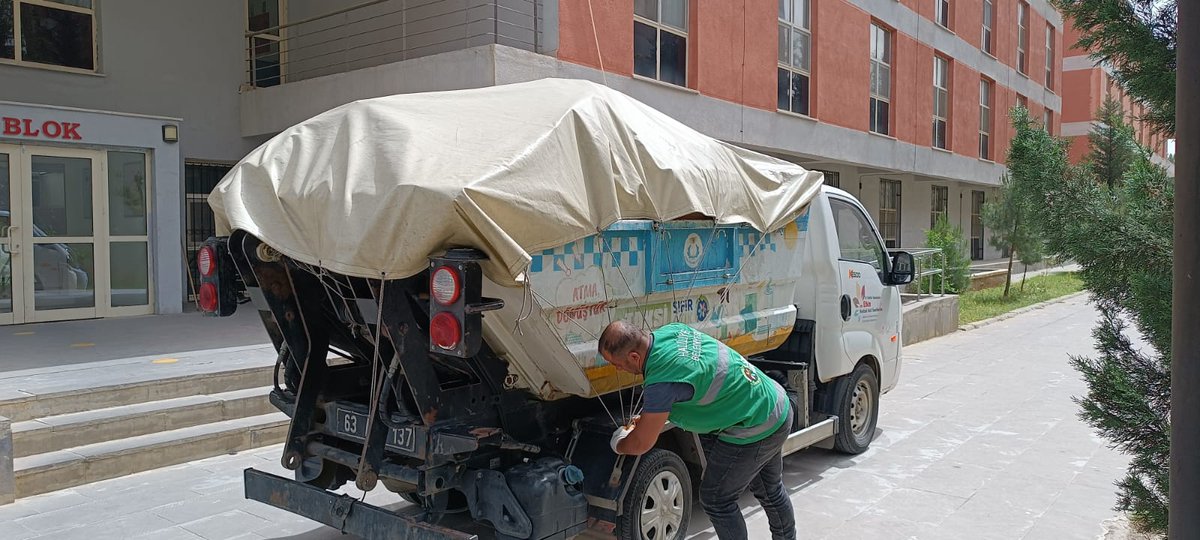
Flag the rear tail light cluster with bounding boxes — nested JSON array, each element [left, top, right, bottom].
[[196, 239, 239, 316], [427, 249, 504, 358]]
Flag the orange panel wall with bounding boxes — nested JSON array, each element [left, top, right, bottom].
[[951, 62, 981, 157], [557, 0, 634, 76], [892, 32, 930, 145], [956, 0, 983, 50], [812, 0, 870, 131], [693, 0, 776, 110]]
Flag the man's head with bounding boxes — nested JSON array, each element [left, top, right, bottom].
[[598, 320, 651, 374]]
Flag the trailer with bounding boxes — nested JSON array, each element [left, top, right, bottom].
[[199, 79, 914, 540]]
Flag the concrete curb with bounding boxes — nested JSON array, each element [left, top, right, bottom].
[[958, 291, 1089, 331], [0, 416, 12, 505]]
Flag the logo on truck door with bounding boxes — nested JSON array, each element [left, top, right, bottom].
[[683, 233, 704, 268]]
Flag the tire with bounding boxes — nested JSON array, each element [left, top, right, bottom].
[[617, 449, 692, 540], [830, 362, 880, 454]]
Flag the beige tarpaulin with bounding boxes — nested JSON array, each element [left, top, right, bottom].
[[210, 78, 823, 285]]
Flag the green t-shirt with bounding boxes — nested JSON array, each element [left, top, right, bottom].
[[642, 323, 790, 444]]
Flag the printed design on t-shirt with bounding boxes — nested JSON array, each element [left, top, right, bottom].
[[675, 326, 704, 363], [741, 365, 761, 385]]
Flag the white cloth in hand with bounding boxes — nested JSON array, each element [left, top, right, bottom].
[[610, 425, 634, 454]]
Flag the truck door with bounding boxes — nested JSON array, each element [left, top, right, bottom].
[[829, 197, 898, 367]]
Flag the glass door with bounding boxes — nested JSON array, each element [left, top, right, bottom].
[[24, 148, 100, 322], [0, 145, 22, 324]]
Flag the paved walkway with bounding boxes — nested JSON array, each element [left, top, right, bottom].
[[0, 295, 1126, 539], [1, 308, 270, 373]]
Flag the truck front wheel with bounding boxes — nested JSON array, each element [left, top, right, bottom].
[[618, 449, 692, 540], [831, 362, 880, 454]]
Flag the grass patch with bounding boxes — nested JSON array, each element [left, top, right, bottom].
[[959, 271, 1084, 324]]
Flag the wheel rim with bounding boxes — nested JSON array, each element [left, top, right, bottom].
[[640, 470, 685, 540], [849, 379, 874, 440]]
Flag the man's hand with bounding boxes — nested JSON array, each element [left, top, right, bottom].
[[613, 412, 669, 455], [610, 425, 634, 453]]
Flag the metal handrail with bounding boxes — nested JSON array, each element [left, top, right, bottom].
[[891, 247, 947, 299]]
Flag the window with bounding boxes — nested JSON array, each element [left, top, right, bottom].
[[634, 0, 688, 87], [935, 0, 950, 29], [1045, 23, 1055, 89], [1, 0, 95, 71], [831, 199, 887, 273], [816, 169, 840, 188], [931, 185, 949, 228], [1043, 109, 1053, 135], [879, 179, 901, 248], [982, 0, 994, 55], [970, 191, 985, 260], [979, 79, 993, 160], [1016, 94, 1028, 111], [933, 56, 950, 149], [1017, 2, 1029, 74], [869, 23, 892, 135], [778, 0, 812, 115], [248, 0, 285, 87]]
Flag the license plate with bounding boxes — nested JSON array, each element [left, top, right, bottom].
[[334, 408, 417, 453]]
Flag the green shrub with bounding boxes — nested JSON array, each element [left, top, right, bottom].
[[922, 215, 972, 294]]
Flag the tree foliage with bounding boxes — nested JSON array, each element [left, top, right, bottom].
[[1054, 0, 1177, 134], [923, 215, 972, 294], [1006, 106, 1173, 531], [982, 172, 1044, 297], [1086, 98, 1138, 189]]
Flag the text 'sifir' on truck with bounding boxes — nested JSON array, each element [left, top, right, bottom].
[[197, 79, 915, 540]]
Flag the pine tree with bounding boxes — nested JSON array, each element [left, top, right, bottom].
[[1086, 98, 1137, 189], [1007, 106, 1173, 532], [982, 173, 1044, 297]]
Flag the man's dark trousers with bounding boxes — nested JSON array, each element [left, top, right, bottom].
[[698, 414, 796, 540]]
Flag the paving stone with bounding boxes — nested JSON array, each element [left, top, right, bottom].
[[181, 509, 272, 540], [51, 510, 176, 540], [862, 487, 969, 526]]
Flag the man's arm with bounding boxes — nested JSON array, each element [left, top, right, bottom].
[[615, 412, 669, 455]]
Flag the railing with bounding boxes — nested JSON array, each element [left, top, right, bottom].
[[245, 0, 541, 88], [892, 247, 946, 299]]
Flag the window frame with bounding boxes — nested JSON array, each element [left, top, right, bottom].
[[1017, 1, 1029, 75], [777, 0, 812, 116], [1043, 108, 1053, 135], [981, 0, 994, 55], [979, 78, 993, 161], [930, 185, 949, 228], [879, 179, 902, 249], [935, 0, 951, 30], [1044, 23, 1055, 90], [634, 0, 690, 87], [816, 169, 840, 189], [932, 55, 950, 149], [970, 190, 985, 260], [1, 0, 99, 74], [869, 22, 893, 136], [246, 0, 289, 88]]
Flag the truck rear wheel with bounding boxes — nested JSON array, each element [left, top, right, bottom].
[[618, 449, 692, 540], [831, 363, 879, 454]]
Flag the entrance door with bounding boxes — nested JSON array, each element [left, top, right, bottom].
[[0, 145, 153, 325], [23, 147, 101, 322], [0, 145, 21, 324]]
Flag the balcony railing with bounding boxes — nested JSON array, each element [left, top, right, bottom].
[[245, 0, 540, 88]]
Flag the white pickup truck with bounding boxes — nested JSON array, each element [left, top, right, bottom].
[[199, 79, 913, 540]]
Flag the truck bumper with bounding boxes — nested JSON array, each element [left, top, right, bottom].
[[243, 468, 477, 540]]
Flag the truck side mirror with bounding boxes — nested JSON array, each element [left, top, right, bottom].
[[887, 252, 915, 285]]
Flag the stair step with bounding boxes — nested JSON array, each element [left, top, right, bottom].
[[0, 346, 277, 423], [13, 412, 289, 498], [11, 387, 276, 458]]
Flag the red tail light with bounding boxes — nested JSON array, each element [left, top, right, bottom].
[[199, 282, 218, 312], [429, 312, 462, 350], [197, 246, 216, 277]]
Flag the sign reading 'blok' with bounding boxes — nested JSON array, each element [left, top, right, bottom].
[[2, 117, 82, 140]]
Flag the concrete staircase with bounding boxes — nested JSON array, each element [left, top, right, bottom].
[[0, 358, 286, 499]]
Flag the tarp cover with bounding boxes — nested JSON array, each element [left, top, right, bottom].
[[210, 78, 823, 285]]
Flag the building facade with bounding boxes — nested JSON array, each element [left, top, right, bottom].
[[1, 0, 1066, 325], [1059, 21, 1174, 173]]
